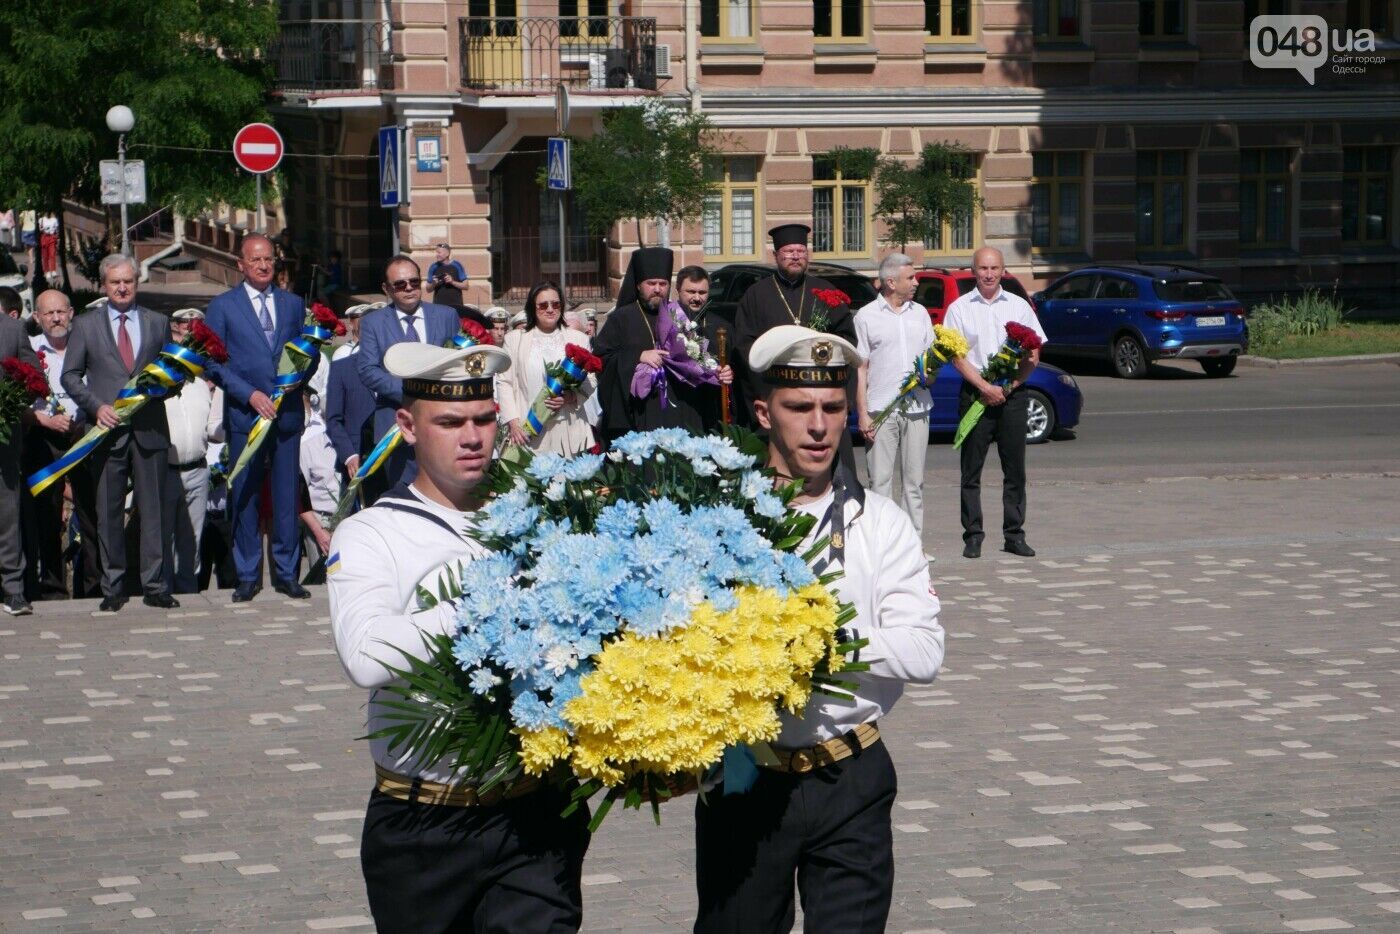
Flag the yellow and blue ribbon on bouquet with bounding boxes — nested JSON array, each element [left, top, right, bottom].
[[27, 342, 209, 496], [227, 324, 334, 483], [328, 330, 488, 527], [524, 356, 587, 436]]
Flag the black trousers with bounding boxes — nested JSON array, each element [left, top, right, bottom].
[[360, 787, 590, 934], [694, 738, 897, 934], [22, 429, 101, 600], [957, 383, 1029, 546]]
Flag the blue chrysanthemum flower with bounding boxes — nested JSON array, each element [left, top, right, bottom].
[[752, 491, 786, 519], [562, 453, 604, 482], [526, 452, 568, 482], [510, 689, 555, 730], [594, 500, 641, 539], [641, 497, 685, 533], [451, 630, 491, 670], [468, 668, 501, 695]]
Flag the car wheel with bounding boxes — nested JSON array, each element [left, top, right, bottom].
[[1200, 357, 1237, 378], [1024, 389, 1055, 444], [1112, 334, 1148, 379]]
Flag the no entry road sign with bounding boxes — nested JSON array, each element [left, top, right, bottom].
[[233, 123, 285, 174]]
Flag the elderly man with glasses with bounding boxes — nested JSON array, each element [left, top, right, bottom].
[[356, 255, 461, 493]]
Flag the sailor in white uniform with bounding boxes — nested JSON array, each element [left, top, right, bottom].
[[328, 341, 589, 934], [693, 325, 946, 934]]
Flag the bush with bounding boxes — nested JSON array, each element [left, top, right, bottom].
[[1249, 289, 1349, 348]]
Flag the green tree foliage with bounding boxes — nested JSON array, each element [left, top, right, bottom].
[[565, 101, 723, 245], [873, 142, 983, 251], [0, 0, 278, 216]]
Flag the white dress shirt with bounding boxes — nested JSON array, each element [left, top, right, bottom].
[[165, 380, 223, 465], [855, 294, 936, 414], [29, 334, 78, 418], [243, 281, 277, 332], [328, 485, 491, 782], [107, 303, 142, 352], [299, 411, 342, 513], [776, 487, 945, 747], [941, 286, 1048, 372]]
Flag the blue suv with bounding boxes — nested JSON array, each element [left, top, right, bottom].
[[1033, 265, 1249, 378]]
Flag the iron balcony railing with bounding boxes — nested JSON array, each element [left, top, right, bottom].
[[460, 16, 658, 91], [272, 19, 394, 93]]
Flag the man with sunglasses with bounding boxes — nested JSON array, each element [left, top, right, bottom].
[[357, 255, 461, 495]]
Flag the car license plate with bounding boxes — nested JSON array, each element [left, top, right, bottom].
[[1195, 315, 1225, 327]]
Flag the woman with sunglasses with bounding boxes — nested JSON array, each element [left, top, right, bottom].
[[498, 281, 597, 455]]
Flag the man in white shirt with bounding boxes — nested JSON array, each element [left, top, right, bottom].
[[695, 325, 945, 934], [855, 252, 934, 551], [941, 247, 1048, 559], [298, 393, 341, 568], [329, 342, 589, 933], [162, 308, 224, 593]]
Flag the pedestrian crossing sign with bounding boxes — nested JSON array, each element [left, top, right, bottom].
[[379, 125, 401, 208], [546, 137, 571, 191]]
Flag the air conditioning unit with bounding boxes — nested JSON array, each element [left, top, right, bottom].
[[587, 53, 607, 89], [655, 43, 672, 78]]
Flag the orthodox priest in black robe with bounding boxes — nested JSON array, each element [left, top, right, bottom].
[[594, 247, 733, 443], [733, 224, 859, 428]]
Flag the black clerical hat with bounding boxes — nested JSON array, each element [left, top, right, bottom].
[[769, 224, 811, 249], [617, 246, 675, 308]]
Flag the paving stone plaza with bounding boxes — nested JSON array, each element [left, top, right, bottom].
[[3, 472, 1397, 932]]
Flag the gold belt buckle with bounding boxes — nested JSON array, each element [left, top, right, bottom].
[[789, 749, 815, 774]]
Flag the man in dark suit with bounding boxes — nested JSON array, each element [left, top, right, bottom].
[[325, 354, 375, 480], [0, 306, 42, 615], [203, 233, 319, 602], [356, 255, 459, 490], [60, 254, 176, 612]]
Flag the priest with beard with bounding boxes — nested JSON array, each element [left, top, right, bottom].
[[733, 224, 858, 427], [594, 246, 732, 443]]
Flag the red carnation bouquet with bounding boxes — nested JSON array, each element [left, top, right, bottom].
[[952, 321, 1045, 449], [229, 301, 344, 481], [808, 287, 850, 333], [1, 357, 51, 443], [523, 343, 601, 437], [187, 320, 230, 365], [458, 318, 494, 347]]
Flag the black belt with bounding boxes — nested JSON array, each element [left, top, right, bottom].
[[170, 458, 208, 472]]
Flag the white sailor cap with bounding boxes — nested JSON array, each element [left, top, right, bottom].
[[342, 303, 370, 319], [748, 325, 861, 388], [508, 310, 528, 329], [170, 307, 205, 322], [577, 306, 598, 321], [86, 296, 108, 311], [384, 342, 510, 402], [486, 305, 509, 322]]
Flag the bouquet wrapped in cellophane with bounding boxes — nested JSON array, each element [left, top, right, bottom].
[[868, 324, 970, 432], [951, 321, 1044, 449], [522, 343, 601, 437], [1, 357, 52, 444], [329, 319, 496, 528], [373, 427, 866, 829], [27, 322, 228, 495], [227, 302, 344, 482]]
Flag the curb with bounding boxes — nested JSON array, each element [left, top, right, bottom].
[[1237, 352, 1400, 368]]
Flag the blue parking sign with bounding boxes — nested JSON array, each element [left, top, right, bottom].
[[546, 137, 571, 191], [379, 126, 401, 208]]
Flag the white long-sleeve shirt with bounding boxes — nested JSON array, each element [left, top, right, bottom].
[[328, 485, 489, 782], [165, 380, 223, 465], [777, 486, 945, 746]]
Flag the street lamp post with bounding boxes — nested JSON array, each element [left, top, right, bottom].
[[105, 105, 135, 257]]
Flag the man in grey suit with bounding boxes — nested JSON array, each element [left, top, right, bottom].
[[356, 255, 460, 494], [61, 254, 177, 612], [0, 311, 42, 615]]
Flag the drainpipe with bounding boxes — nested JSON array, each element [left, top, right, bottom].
[[685, 0, 700, 113], [138, 210, 184, 283]]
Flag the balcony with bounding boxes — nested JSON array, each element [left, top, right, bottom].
[[459, 16, 659, 92], [271, 19, 394, 94]]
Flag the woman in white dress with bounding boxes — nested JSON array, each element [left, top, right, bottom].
[[499, 281, 597, 456]]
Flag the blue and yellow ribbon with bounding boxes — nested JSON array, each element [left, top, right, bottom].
[[28, 342, 209, 496], [524, 356, 586, 437], [227, 324, 334, 484]]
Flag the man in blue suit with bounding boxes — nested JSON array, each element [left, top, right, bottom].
[[356, 255, 460, 491], [204, 233, 320, 602], [325, 354, 375, 481]]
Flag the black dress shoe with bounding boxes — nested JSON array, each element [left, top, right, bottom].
[[98, 595, 127, 612], [272, 581, 312, 599], [962, 541, 982, 559], [143, 593, 180, 609], [231, 582, 261, 603], [1003, 540, 1037, 557]]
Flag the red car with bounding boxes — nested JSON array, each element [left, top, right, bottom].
[[913, 267, 1034, 325]]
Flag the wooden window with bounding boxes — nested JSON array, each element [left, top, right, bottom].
[[559, 0, 608, 39], [703, 156, 761, 260], [1342, 146, 1393, 245], [1239, 148, 1291, 248], [1139, 0, 1186, 38], [700, 0, 756, 41], [922, 154, 981, 255], [1030, 152, 1084, 250], [814, 0, 864, 41], [1034, 0, 1082, 40], [926, 0, 976, 41], [1136, 150, 1188, 249], [812, 156, 872, 257]]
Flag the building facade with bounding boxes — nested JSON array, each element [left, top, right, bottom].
[[239, 0, 1400, 303]]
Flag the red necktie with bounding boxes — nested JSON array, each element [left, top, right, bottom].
[[117, 313, 135, 372]]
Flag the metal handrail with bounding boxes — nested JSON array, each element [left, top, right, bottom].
[[459, 15, 658, 91], [124, 205, 170, 240], [271, 18, 394, 92]]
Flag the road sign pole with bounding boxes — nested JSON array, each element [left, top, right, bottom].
[[117, 133, 130, 258], [391, 207, 399, 256], [558, 192, 568, 303], [255, 173, 263, 234]]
